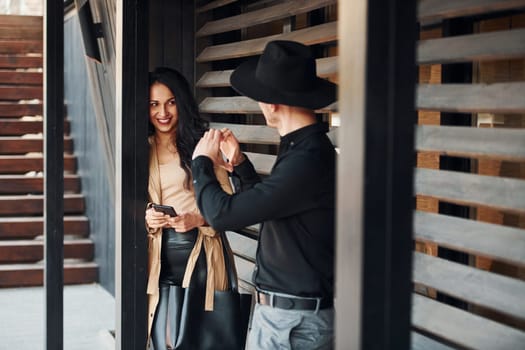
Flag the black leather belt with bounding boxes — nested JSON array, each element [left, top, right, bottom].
[[256, 290, 333, 311]]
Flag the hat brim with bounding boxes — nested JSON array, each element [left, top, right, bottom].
[[230, 57, 337, 110]]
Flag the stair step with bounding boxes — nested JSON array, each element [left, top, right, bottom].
[[0, 136, 73, 154], [0, 239, 94, 263], [0, 194, 85, 215], [0, 174, 80, 194], [0, 103, 42, 117], [0, 71, 42, 85], [0, 86, 42, 100], [0, 262, 98, 287], [0, 40, 42, 55], [0, 27, 42, 41], [0, 55, 42, 69], [0, 119, 70, 136], [0, 216, 89, 239], [0, 154, 77, 174], [0, 14, 43, 27]]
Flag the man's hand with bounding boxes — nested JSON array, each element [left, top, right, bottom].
[[220, 128, 245, 171], [193, 129, 232, 171]]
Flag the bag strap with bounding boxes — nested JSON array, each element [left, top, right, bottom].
[[219, 231, 239, 292]]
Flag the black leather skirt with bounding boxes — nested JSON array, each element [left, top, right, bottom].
[[159, 227, 206, 286]]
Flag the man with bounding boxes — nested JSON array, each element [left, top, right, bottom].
[[191, 40, 337, 349]]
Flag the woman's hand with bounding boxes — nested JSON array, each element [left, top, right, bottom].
[[145, 207, 170, 229], [166, 212, 206, 232]]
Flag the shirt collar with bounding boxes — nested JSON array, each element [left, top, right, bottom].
[[280, 122, 329, 147]]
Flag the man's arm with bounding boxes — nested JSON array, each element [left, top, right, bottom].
[[191, 152, 321, 232]]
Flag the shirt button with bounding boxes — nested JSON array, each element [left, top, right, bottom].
[[290, 141, 294, 147]]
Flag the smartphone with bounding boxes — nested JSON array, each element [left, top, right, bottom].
[[152, 204, 178, 217]]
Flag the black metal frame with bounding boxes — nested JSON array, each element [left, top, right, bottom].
[[44, 1, 65, 348], [336, 0, 416, 348], [115, 1, 149, 349]]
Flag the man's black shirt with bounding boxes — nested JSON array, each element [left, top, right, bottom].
[[191, 122, 336, 298]]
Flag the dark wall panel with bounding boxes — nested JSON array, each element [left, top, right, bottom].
[[149, 0, 195, 86], [64, 14, 115, 295]]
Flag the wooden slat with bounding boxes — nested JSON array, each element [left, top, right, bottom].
[[0, 174, 80, 194], [0, 216, 89, 239], [0, 120, 69, 136], [233, 255, 256, 287], [200, 96, 260, 113], [196, 21, 337, 62], [0, 120, 44, 135], [226, 231, 257, 263], [415, 168, 525, 213], [0, 136, 73, 154], [244, 152, 276, 175], [209, 122, 339, 147], [0, 86, 42, 100], [0, 55, 42, 69], [197, 56, 337, 88], [417, 82, 525, 113], [0, 26, 42, 40], [196, 0, 336, 37], [0, 193, 84, 215], [0, 71, 42, 85], [0, 154, 76, 174], [196, 0, 237, 13], [200, 96, 337, 114], [418, 0, 525, 22], [0, 15, 42, 27], [210, 122, 280, 144], [0, 262, 98, 287], [411, 332, 455, 350], [416, 125, 525, 161], [0, 40, 42, 54], [414, 211, 525, 267], [412, 294, 525, 349], [0, 103, 42, 117], [418, 28, 525, 64], [0, 239, 94, 263], [413, 252, 525, 319]]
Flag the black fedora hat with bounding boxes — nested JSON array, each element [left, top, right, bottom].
[[230, 40, 336, 110]]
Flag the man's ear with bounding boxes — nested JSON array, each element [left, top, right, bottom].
[[269, 103, 278, 113]]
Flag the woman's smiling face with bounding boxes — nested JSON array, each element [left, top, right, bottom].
[[149, 82, 178, 135]]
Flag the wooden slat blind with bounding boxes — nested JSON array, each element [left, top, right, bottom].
[[196, 0, 336, 37], [196, 21, 337, 62], [196, 1, 525, 348], [412, 0, 525, 348]]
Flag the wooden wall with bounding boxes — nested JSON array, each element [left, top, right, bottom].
[[193, 1, 525, 349], [412, 1, 525, 348], [193, 0, 338, 293]]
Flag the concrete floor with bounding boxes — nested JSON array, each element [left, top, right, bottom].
[[0, 283, 115, 350]]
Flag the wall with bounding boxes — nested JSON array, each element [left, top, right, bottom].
[[64, 12, 115, 294]]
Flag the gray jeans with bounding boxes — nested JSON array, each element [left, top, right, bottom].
[[247, 303, 334, 350]]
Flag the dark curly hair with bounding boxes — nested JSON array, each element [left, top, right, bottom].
[[149, 67, 209, 190]]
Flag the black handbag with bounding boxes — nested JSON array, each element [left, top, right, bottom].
[[174, 231, 252, 350]]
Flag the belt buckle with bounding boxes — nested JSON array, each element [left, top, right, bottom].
[[257, 291, 275, 307], [313, 297, 322, 313]]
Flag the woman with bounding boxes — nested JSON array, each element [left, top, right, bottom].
[[145, 67, 233, 349]]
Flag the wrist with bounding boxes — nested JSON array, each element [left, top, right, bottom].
[[231, 153, 245, 167]]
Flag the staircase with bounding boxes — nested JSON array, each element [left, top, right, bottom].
[[0, 14, 98, 286]]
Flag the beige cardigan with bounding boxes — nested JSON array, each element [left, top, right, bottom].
[[146, 136, 233, 341]]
